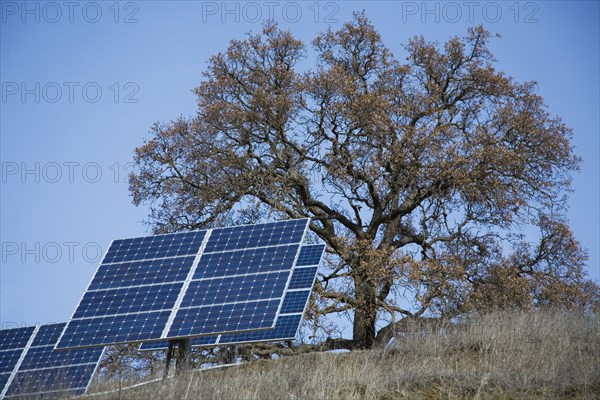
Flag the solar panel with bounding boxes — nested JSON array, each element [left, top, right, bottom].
[[0, 327, 36, 399], [139, 244, 324, 351], [56, 219, 311, 350], [295, 245, 325, 266], [0, 327, 35, 352], [0, 323, 104, 399]]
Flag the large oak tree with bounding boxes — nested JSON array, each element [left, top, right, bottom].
[[130, 14, 598, 349]]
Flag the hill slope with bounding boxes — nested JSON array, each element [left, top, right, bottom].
[[87, 310, 599, 400]]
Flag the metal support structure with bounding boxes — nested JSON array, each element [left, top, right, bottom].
[[176, 338, 192, 373], [225, 345, 238, 364], [165, 338, 193, 377]]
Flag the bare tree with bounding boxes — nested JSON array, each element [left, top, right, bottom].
[[98, 344, 163, 380], [130, 13, 598, 349]]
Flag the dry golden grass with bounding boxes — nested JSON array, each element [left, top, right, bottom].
[[86, 310, 599, 400]]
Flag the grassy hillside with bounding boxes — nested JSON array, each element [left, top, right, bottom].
[[86, 310, 599, 400]]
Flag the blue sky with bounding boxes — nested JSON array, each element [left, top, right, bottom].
[[1, 1, 598, 330]]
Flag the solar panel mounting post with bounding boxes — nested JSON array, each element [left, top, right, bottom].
[[225, 345, 238, 364], [164, 338, 192, 376], [176, 338, 192, 374]]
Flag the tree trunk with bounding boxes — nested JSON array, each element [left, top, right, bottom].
[[352, 278, 378, 349]]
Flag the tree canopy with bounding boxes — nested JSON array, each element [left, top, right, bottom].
[[130, 13, 598, 349]]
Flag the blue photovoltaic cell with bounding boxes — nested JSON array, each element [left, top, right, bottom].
[[135, 342, 166, 351], [0, 327, 35, 352], [6, 364, 97, 398], [0, 323, 104, 400], [89, 256, 196, 290], [279, 290, 311, 314], [0, 351, 22, 374], [214, 244, 323, 345], [169, 299, 281, 337], [139, 314, 305, 351], [192, 245, 298, 280], [18, 346, 102, 371], [57, 312, 171, 349], [0, 376, 9, 394], [295, 245, 325, 266], [204, 220, 306, 253], [181, 272, 289, 308], [73, 283, 183, 319], [103, 231, 207, 264], [170, 222, 308, 339], [288, 267, 319, 290], [29, 325, 63, 348], [0, 327, 35, 396], [56, 229, 210, 349], [57, 219, 311, 349], [139, 244, 324, 351], [184, 335, 218, 346], [219, 314, 303, 344]]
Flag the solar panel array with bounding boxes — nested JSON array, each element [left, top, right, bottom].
[[0, 323, 104, 399], [56, 219, 311, 350], [139, 244, 324, 351]]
